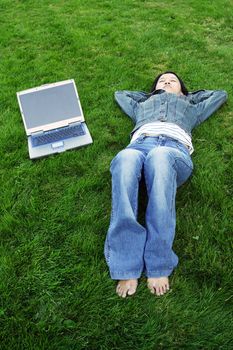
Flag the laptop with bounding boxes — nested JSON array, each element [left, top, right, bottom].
[[17, 79, 93, 159]]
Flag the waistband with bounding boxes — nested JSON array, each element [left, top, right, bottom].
[[139, 134, 190, 150]]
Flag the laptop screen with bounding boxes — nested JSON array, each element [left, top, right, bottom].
[[18, 82, 82, 129]]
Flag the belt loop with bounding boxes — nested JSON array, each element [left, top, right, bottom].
[[136, 134, 146, 144]]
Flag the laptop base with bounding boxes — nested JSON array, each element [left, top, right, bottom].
[[28, 123, 92, 159]]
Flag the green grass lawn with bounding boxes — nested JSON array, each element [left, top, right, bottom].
[[0, 0, 232, 349]]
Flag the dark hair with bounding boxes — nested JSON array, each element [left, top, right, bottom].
[[150, 71, 189, 96]]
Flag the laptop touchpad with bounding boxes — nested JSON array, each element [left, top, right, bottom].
[[51, 141, 64, 149]]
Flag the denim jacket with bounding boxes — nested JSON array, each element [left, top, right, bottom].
[[114, 89, 228, 137]]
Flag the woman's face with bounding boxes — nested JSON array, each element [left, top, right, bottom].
[[155, 73, 183, 95]]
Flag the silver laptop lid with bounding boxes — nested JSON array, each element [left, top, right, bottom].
[[17, 79, 84, 135]]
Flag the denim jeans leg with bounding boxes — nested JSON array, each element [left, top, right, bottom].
[[104, 148, 146, 280], [143, 145, 193, 278]]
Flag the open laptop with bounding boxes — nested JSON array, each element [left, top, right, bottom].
[[17, 79, 93, 159]]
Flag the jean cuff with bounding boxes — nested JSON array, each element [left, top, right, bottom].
[[145, 268, 174, 278], [110, 270, 142, 280]]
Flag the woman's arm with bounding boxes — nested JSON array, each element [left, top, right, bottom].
[[190, 90, 228, 127], [114, 90, 148, 121]]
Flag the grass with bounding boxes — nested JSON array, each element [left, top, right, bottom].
[[0, 0, 232, 349]]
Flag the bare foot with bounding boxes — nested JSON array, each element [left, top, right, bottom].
[[116, 279, 138, 298], [147, 277, 169, 296]]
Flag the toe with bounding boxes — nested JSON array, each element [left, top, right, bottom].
[[116, 284, 124, 297], [161, 285, 166, 294], [116, 289, 121, 297], [122, 289, 128, 298], [149, 287, 154, 294], [120, 290, 125, 298], [156, 286, 162, 296], [127, 287, 136, 296], [147, 283, 155, 294]]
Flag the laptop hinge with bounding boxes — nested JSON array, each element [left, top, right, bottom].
[[31, 130, 44, 136], [68, 121, 82, 126]]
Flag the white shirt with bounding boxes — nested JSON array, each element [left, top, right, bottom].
[[130, 121, 194, 154]]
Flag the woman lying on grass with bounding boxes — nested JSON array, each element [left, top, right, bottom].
[[104, 71, 227, 298]]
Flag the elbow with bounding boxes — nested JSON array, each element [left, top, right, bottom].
[[217, 89, 228, 101], [214, 90, 228, 105], [114, 91, 121, 103], [114, 91, 120, 98], [114, 90, 125, 101], [222, 90, 228, 102]]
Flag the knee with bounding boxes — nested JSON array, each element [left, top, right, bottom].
[[110, 149, 144, 176], [144, 148, 176, 180], [145, 147, 174, 168]]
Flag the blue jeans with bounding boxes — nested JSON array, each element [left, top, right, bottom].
[[104, 135, 193, 280]]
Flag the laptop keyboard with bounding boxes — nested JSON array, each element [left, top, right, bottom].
[[31, 123, 86, 147]]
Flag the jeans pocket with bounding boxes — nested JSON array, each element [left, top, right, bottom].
[[175, 142, 190, 157], [175, 156, 193, 187]]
